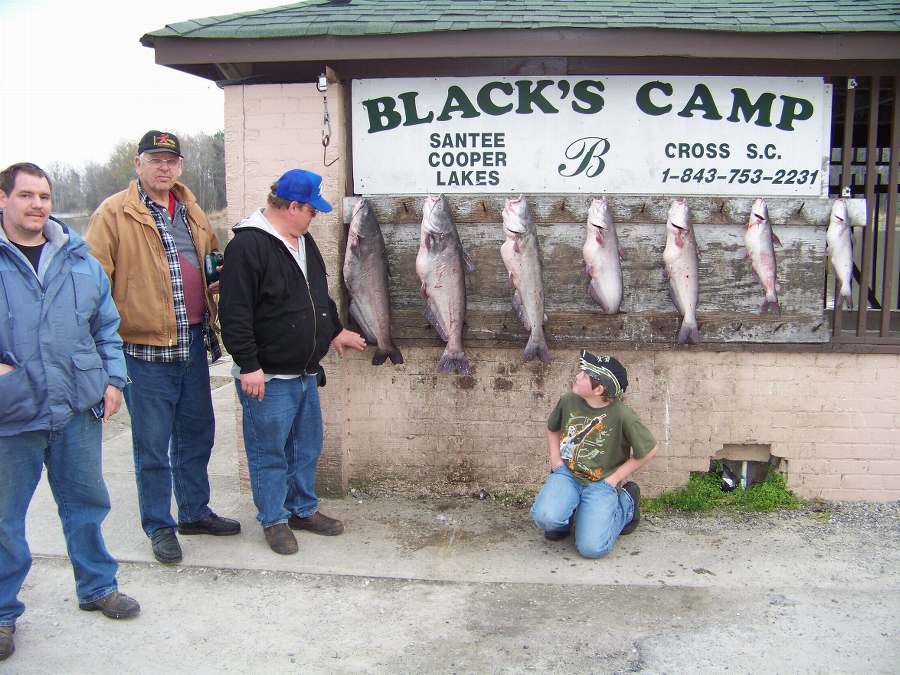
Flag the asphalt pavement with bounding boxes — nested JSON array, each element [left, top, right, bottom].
[[9, 360, 900, 674]]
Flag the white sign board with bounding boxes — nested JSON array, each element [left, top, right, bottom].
[[351, 76, 831, 196]]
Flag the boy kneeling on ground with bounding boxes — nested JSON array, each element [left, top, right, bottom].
[[531, 350, 657, 558]]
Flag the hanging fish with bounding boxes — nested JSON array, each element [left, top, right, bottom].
[[342, 199, 403, 365], [663, 199, 701, 344], [826, 198, 853, 310], [415, 195, 473, 375], [744, 197, 782, 314], [500, 196, 550, 363], [582, 197, 624, 315]]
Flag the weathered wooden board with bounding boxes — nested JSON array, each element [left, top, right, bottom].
[[344, 195, 867, 228], [341, 195, 865, 345]]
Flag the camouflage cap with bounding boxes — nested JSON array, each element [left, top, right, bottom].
[[579, 350, 628, 398]]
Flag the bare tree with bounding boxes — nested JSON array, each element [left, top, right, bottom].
[[45, 162, 83, 213], [37, 131, 226, 216]]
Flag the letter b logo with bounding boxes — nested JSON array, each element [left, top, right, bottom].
[[558, 137, 611, 178]]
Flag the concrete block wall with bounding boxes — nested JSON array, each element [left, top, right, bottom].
[[224, 82, 351, 495], [224, 83, 900, 503], [327, 348, 900, 501]]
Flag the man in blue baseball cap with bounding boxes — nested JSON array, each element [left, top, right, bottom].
[[273, 169, 334, 213], [219, 169, 365, 555]]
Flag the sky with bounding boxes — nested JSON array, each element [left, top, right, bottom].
[[0, 0, 272, 169]]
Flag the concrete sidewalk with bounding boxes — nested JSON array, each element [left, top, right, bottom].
[[13, 362, 900, 673]]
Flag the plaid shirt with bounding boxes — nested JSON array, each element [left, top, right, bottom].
[[124, 183, 221, 363]]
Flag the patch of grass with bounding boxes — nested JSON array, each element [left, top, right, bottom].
[[730, 470, 802, 511], [643, 468, 802, 513], [490, 488, 537, 507]]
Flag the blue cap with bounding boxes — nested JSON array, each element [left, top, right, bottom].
[[273, 169, 333, 213]]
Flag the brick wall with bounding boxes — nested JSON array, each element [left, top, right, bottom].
[[225, 81, 351, 495], [224, 83, 900, 502], [321, 348, 900, 500]]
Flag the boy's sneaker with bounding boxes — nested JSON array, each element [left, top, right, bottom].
[[0, 625, 14, 661], [544, 529, 571, 541], [621, 482, 641, 535]]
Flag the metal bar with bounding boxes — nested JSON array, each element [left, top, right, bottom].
[[833, 78, 857, 338], [857, 76, 880, 336], [881, 77, 900, 336], [840, 78, 856, 191]]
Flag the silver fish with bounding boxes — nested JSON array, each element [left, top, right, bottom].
[[342, 199, 403, 365], [415, 195, 474, 375], [582, 197, 623, 314], [826, 198, 853, 309], [663, 198, 701, 344], [500, 196, 551, 363], [744, 198, 782, 314]]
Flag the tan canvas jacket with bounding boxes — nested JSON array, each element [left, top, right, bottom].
[[85, 180, 220, 347]]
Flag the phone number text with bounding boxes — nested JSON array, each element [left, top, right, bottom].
[[660, 168, 820, 185]]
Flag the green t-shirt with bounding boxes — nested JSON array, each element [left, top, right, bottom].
[[548, 393, 656, 482]]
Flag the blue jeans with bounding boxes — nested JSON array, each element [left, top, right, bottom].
[[236, 375, 322, 528], [123, 325, 214, 536], [530, 464, 635, 559], [0, 412, 118, 626]]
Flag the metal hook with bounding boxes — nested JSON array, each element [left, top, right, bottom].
[[321, 92, 339, 167]]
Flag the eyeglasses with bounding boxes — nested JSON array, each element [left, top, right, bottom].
[[144, 157, 181, 168]]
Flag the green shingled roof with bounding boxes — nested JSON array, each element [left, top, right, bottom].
[[144, 0, 900, 41]]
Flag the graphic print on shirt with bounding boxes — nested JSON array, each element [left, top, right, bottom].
[[559, 413, 609, 480]]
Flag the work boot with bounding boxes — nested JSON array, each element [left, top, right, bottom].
[[177, 512, 241, 536], [621, 482, 641, 535], [288, 511, 344, 536], [151, 527, 183, 564], [264, 523, 298, 555], [0, 625, 14, 661], [79, 591, 141, 619]]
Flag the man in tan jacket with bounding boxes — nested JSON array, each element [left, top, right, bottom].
[[86, 130, 240, 564]]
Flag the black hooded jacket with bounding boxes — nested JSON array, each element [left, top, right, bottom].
[[219, 215, 342, 384]]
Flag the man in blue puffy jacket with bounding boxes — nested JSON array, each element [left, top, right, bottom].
[[0, 163, 140, 663]]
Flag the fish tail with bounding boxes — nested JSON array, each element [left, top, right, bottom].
[[676, 319, 701, 345], [438, 349, 471, 376], [373, 344, 404, 365], [523, 333, 551, 363], [840, 285, 853, 310], [761, 295, 781, 315]]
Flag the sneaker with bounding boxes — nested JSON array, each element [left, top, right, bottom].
[[151, 527, 183, 564], [177, 513, 241, 536], [543, 529, 571, 541], [264, 523, 298, 555], [288, 511, 344, 536], [621, 482, 641, 535], [79, 591, 141, 619], [0, 625, 14, 661]]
